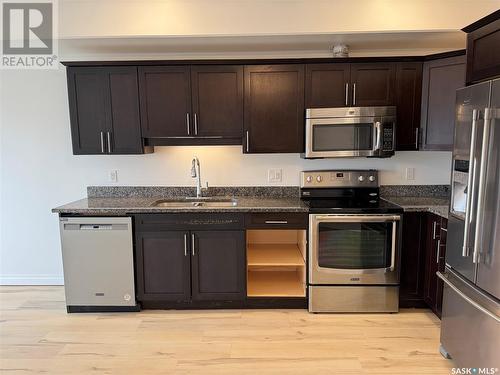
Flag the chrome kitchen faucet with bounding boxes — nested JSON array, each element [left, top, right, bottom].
[[191, 157, 208, 198]]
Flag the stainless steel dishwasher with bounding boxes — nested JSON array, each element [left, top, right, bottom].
[[59, 217, 138, 313]]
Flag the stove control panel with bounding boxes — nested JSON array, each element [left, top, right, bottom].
[[301, 170, 379, 188]]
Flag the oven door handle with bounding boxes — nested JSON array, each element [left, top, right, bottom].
[[313, 215, 401, 222], [387, 220, 397, 272]]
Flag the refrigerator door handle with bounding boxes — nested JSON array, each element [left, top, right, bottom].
[[462, 109, 479, 257], [437, 272, 500, 323], [472, 107, 493, 264]]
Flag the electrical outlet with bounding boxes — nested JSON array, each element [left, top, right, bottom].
[[406, 167, 415, 181], [268, 168, 283, 183], [109, 170, 118, 183]]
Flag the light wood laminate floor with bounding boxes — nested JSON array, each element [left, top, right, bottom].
[[0, 286, 454, 374]]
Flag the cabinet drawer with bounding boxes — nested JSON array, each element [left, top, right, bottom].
[[245, 213, 308, 229], [135, 213, 244, 231]]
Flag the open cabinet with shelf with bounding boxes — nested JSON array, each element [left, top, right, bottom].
[[246, 229, 306, 297]]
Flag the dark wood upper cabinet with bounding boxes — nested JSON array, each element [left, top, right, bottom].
[[349, 63, 396, 106], [420, 55, 466, 151], [135, 231, 191, 302], [244, 64, 305, 153], [67, 68, 108, 154], [138, 66, 192, 138], [67, 66, 147, 155], [395, 62, 423, 151], [191, 65, 243, 138], [463, 11, 500, 84], [305, 63, 350, 108], [191, 230, 246, 301], [107, 68, 144, 154]]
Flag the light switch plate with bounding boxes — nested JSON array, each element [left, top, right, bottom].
[[406, 167, 415, 181], [268, 168, 283, 183], [109, 170, 118, 183]]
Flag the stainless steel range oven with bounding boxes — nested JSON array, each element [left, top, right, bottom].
[[301, 170, 403, 313]]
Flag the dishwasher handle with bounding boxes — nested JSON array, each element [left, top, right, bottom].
[[63, 223, 128, 231], [80, 224, 113, 230]]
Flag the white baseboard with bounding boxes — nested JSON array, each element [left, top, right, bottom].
[[0, 274, 64, 285]]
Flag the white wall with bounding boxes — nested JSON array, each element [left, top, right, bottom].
[[59, 0, 500, 38], [0, 66, 452, 285]]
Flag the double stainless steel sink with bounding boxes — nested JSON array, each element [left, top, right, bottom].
[[151, 196, 238, 208]]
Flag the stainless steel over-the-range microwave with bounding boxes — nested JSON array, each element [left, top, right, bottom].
[[303, 106, 396, 158]]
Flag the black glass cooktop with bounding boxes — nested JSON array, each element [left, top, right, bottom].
[[300, 187, 403, 214]]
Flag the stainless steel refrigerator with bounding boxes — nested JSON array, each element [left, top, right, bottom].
[[439, 78, 500, 368]]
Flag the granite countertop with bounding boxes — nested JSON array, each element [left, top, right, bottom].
[[52, 196, 309, 215], [381, 196, 450, 219], [53, 185, 451, 217]]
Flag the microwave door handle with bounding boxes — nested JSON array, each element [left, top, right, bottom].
[[472, 107, 493, 264], [462, 109, 479, 257], [374, 121, 382, 151]]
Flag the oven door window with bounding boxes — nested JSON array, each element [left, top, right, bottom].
[[318, 222, 392, 269], [312, 123, 373, 151]]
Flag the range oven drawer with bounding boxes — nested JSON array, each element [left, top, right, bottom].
[[309, 286, 399, 313]]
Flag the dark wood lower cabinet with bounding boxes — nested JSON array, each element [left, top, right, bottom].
[[399, 211, 448, 317], [135, 231, 191, 302], [134, 213, 307, 309], [191, 231, 246, 301], [423, 214, 447, 318], [399, 212, 427, 307], [135, 214, 247, 307]]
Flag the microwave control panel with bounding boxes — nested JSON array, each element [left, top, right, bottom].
[[382, 126, 394, 151]]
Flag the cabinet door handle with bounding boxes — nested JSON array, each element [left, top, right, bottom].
[[246, 130, 250, 153], [100, 131, 105, 153], [345, 83, 349, 106], [436, 239, 441, 264], [194, 113, 198, 135], [415, 128, 419, 150], [184, 233, 188, 257], [264, 220, 288, 224], [186, 113, 190, 135], [352, 83, 356, 105], [432, 220, 438, 240], [106, 131, 112, 153], [191, 233, 195, 256]]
